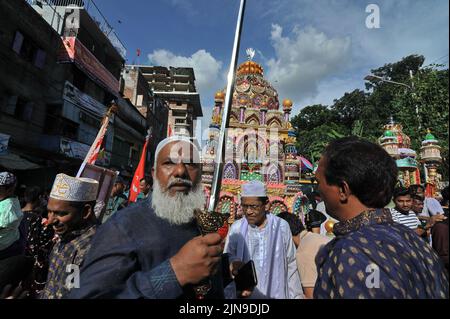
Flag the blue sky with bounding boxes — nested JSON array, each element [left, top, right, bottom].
[[95, 0, 449, 128]]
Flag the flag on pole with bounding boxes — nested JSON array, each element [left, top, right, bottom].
[[87, 125, 107, 165], [129, 129, 151, 203], [76, 104, 117, 177]]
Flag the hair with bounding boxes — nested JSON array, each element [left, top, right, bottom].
[[409, 184, 424, 195], [411, 194, 424, 202], [140, 176, 153, 187], [393, 186, 411, 199], [24, 186, 42, 204], [305, 209, 327, 230], [322, 137, 398, 208], [277, 211, 305, 236]]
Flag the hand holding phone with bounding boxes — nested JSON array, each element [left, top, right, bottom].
[[234, 260, 258, 293]]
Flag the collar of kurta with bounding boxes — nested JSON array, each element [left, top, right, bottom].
[[59, 224, 97, 243], [333, 208, 393, 236]]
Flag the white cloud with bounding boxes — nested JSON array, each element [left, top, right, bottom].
[[266, 24, 352, 107]]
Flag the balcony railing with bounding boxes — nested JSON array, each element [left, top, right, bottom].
[[25, 0, 126, 59]]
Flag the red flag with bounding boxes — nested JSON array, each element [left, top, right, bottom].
[[136, 48, 141, 57], [128, 138, 149, 203]]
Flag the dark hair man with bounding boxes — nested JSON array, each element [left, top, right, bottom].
[[390, 187, 421, 231], [101, 177, 127, 224], [409, 184, 445, 217], [137, 176, 152, 201], [69, 136, 224, 299], [40, 174, 99, 299], [313, 137, 448, 299]]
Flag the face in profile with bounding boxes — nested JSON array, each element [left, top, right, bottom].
[[47, 198, 90, 236], [315, 156, 341, 220]]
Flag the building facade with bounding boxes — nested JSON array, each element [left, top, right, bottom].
[[129, 65, 203, 137], [0, 0, 147, 188]]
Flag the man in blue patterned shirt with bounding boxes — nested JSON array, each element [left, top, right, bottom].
[[313, 137, 449, 299], [40, 174, 99, 299]]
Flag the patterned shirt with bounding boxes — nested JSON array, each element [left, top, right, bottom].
[[21, 211, 54, 297], [40, 225, 97, 299], [314, 209, 449, 299]]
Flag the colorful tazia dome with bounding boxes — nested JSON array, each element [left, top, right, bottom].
[[216, 59, 280, 111]]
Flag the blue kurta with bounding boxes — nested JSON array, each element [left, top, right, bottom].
[[314, 208, 449, 299], [68, 199, 224, 299]]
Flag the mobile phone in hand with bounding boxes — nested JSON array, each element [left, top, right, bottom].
[[234, 260, 257, 292]]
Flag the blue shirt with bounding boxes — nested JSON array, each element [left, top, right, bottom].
[[68, 199, 224, 299], [314, 208, 449, 299]]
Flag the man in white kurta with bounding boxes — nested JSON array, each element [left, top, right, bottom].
[[224, 181, 303, 299]]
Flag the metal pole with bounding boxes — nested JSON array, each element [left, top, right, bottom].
[[207, 0, 246, 213], [410, 70, 421, 131]]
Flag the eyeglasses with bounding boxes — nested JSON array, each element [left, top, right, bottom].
[[241, 204, 264, 211]]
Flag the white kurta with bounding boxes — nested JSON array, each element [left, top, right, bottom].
[[224, 213, 304, 299]]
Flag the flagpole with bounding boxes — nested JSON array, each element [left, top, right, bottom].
[[207, 0, 246, 213], [76, 102, 118, 177]]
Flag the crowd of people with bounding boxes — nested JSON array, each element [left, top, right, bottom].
[[0, 136, 448, 299]]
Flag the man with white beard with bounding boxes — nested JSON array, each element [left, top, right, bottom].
[[69, 136, 224, 299]]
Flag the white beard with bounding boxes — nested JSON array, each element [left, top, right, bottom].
[[151, 178, 205, 225]]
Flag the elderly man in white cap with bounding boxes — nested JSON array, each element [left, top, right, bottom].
[[224, 180, 303, 299], [40, 174, 99, 299], [0, 172, 24, 260], [69, 136, 224, 299]]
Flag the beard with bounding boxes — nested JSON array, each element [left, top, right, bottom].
[[151, 177, 205, 225]]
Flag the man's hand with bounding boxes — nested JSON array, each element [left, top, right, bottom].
[[170, 233, 223, 286], [229, 260, 254, 298], [1, 284, 29, 299], [230, 260, 244, 278], [429, 214, 447, 227]]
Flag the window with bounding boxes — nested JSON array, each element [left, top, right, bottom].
[[12, 31, 46, 69], [44, 104, 79, 139], [14, 98, 34, 121]]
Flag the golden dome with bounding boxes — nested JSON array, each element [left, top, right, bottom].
[[282, 99, 293, 109], [237, 61, 264, 75], [215, 91, 225, 101]]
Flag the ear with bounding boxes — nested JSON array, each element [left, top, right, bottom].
[[82, 204, 94, 220], [151, 167, 155, 180], [338, 181, 351, 203]]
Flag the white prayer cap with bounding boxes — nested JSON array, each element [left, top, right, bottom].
[[0, 172, 16, 186], [50, 173, 99, 202], [241, 180, 267, 198], [154, 135, 200, 169]]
